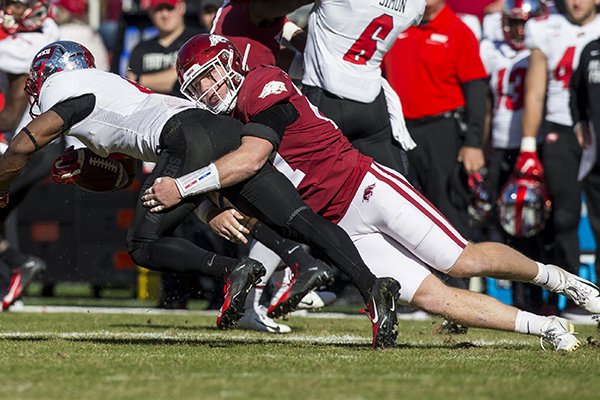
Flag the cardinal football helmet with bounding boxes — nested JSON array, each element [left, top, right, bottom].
[[502, 0, 548, 50], [0, 0, 50, 34], [25, 40, 95, 116], [176, 33, 246, 114], [498, 175, 551, 238]]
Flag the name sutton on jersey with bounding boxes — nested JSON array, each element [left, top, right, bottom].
[[379, 0, 407, 13]]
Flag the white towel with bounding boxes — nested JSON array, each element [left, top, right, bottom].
[[381, 78, 416, 151]]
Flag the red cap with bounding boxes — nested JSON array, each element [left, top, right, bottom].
[[149, 0, 179, 10], [54, 0, 88, 16]]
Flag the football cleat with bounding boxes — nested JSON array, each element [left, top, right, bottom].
[[2, 255, 46, 311], [267, 260, 334, 319], [237, 305, 292, 334], [297, 290, 337, 310], [362, 277, 401, 349], [550, 265, 600, 314], [540, 317, 580, 351], [217, 258, 266, 329]]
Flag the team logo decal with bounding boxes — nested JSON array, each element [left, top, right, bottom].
[[545, 132, 559, 144], [210, 35, 228, 47], [34, 46, 55, 62], [258, 81, 287, 99], [362, 183, 376, 203]]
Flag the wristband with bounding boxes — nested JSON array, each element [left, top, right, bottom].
[[520, 137, 537, 152], [175, 163, 221, 198], [282, 21, 302, 42]]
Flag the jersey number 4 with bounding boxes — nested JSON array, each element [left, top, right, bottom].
[[554, 46, 575, 89], [343, 14, 393, 65]]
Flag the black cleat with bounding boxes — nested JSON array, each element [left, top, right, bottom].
[[217, 258, 266, 329], [267, 260, 335, 319], [2, 256, 47, 311], [362, 277, 401, 349]]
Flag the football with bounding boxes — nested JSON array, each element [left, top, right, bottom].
[[69, 148, 128, 192]]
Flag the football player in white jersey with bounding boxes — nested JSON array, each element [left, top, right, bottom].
[[481, 0, 549, 311], [0, 41, 402, 347], [521, 0, 600, 315], [301, 0, 425, 176], [0, 0, 59, 310]]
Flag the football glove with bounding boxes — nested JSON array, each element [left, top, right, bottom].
[[51, 145, 82, 184]]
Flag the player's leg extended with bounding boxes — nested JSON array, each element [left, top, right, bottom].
[[412, 275, 580, 351]]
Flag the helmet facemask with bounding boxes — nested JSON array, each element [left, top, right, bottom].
[[180, 48, 244, 114]]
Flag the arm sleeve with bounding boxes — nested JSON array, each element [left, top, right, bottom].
[[48, 94, 96, 131], [461, 79, 488, 148], [241, 102, 299, 150]]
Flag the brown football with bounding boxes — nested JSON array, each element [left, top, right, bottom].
[[73, 148, 127, 192]]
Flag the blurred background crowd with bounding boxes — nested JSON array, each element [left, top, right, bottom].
[[1, 0, 599, 330]]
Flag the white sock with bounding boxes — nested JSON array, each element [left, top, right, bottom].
[[531, 262, 563, 291], [514, 310, 551, 336]]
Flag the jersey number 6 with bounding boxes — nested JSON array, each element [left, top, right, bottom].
[[343, 14, 393, 65]]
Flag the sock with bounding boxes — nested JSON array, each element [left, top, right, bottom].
[[250, 221, 316, 268], [532, 262, 564, 292], [514, 310, 551, 336]]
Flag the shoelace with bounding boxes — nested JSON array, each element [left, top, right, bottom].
[[564, 279, 593, 305], [539, 322, 578, 351]]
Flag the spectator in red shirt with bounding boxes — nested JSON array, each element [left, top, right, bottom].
[[383, 0, 488, 303], [446, 0, 503, 21]]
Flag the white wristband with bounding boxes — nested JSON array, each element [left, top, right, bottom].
[[520, 137, 537, 152], [175, 163, 221, 198], [282, 20, 302, 42]]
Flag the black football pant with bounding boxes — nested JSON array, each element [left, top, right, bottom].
[[303, 85, 409, 176], [127, 110, 376, 298], [543, 122, 600, 280]]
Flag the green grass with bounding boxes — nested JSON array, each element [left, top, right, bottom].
[[1, 311, 599, 400]]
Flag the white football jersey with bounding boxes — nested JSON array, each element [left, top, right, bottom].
[[302, 0, 425, 103], [525, 14, 600, 126], [38, 69, 196, 162], [0, 19, 60, 75], [481, 39, 530, 149]]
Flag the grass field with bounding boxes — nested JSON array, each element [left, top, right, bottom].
[[1, 306, 599, 400]]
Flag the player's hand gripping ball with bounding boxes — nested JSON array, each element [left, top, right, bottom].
[[52, 146, 129, 192]]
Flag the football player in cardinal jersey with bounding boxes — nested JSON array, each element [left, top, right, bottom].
[[301, 0, 424, 176], [211, 0, 309, 72], [0, 41, 401, 346], [480, 0, 550, 312], [521, 0, 600, 316], [0, 0, 60, 310], [145, 33, 600, 350]]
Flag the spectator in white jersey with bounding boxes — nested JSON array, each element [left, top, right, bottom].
[[0, 0, 60, 310], [521, 0, 600, 318]]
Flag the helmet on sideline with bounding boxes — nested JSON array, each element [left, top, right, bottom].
[[502, 0, 548, 50], [176, 33, 245, 114], [0, 0, 51, 34], [25, 40, 95, 116], [497, 175, 551, 238]]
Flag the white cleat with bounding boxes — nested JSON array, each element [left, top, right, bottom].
[[237, 306, 292, 334], [540, 317, 580, 352], [297, 291, 337, 310], [552, 265, 600, 313]]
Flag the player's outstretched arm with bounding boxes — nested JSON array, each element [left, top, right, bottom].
[[142, 136, 273, 211], [0, 111, 64, 203], [0, 74, 28, 132]]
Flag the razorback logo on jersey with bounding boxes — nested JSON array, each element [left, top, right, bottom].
[[258, 81, 287, 99]]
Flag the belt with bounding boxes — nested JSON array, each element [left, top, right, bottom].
[[406, 108, 464, 126]]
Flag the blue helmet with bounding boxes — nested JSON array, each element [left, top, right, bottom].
[[25, 40, 95, 116]]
